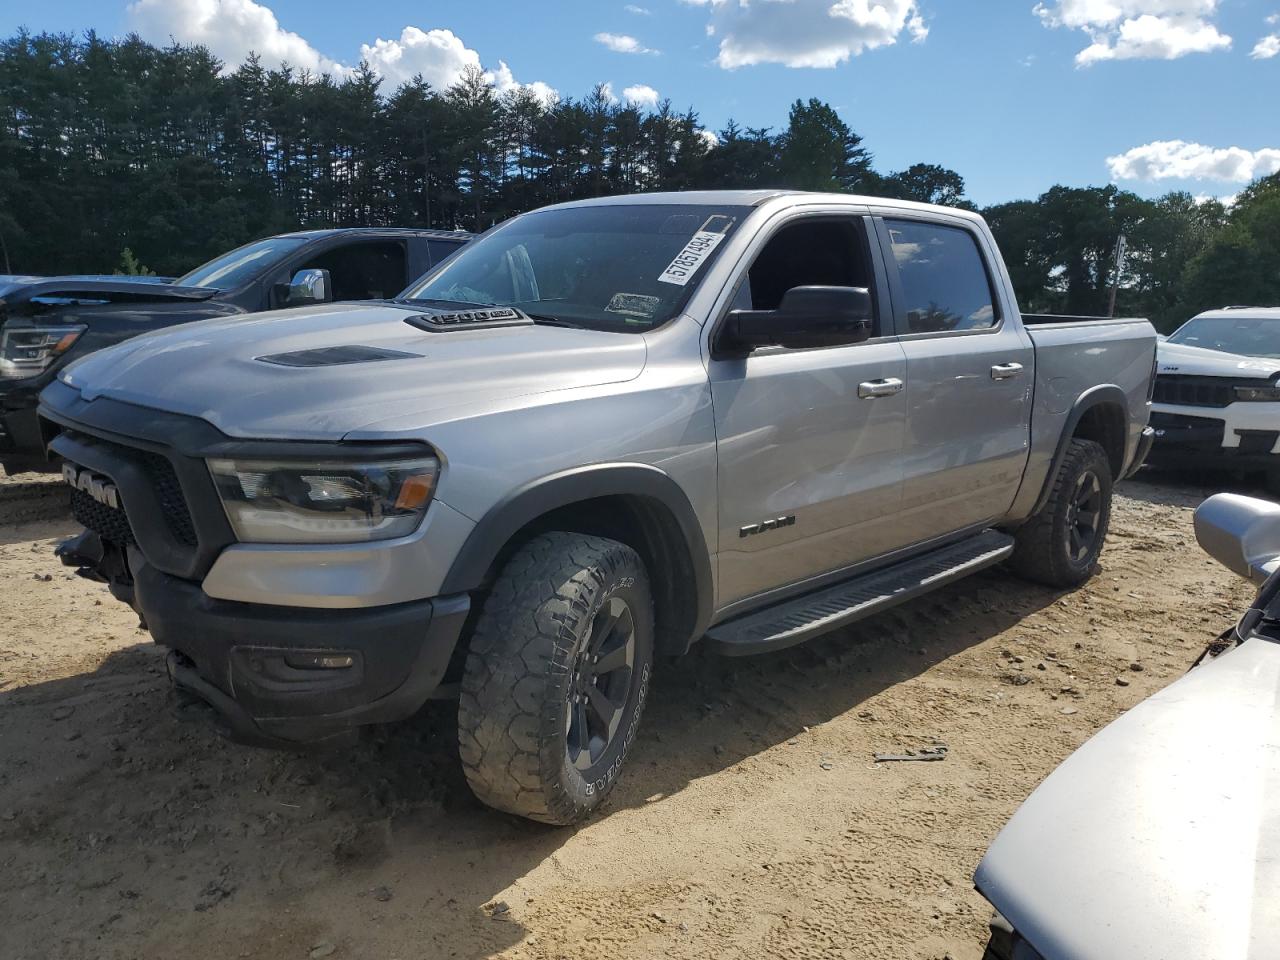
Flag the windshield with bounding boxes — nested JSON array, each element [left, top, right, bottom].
[[176, 236, 309, 290], [400, 204, 750, 332], [1167, 315, 1280, 359]]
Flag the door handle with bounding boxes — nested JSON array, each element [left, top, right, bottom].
[[857, 377, 904, 399], [990, 362, 1024, 380]]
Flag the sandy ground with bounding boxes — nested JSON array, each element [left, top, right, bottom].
[[0, 469, 1258, 960]]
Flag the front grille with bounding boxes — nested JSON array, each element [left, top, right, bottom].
[[71, 487, 136, 545], [63, 431, 198, 548], [136, 449, 197, 546], [1152, 375, 1241, 407]]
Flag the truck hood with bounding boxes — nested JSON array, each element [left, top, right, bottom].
[[974, 636, 1280, 960], [1157, 340, 1280, 379], [57, 302, 647, 439], [0, 275, 204, 306]]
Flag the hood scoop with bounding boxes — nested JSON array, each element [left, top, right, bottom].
[[404, 306, 533, 333], [257, 345, 421, 367]]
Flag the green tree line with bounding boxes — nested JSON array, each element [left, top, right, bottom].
[[1, 31, 1276, 330]]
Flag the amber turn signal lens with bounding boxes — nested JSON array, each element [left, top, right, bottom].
[[395, 472, 437, 510]]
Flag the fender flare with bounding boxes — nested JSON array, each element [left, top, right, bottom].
[[1029, 384, 1131, 518], [439, 463, 715, 644]]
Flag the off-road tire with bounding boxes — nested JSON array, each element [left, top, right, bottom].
[[458, 532, 654, 825], [1009, 438, 1113, 588]]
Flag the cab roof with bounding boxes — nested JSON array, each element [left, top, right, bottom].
[[276, 227, 474, 241], [542, 189, 985, 223]]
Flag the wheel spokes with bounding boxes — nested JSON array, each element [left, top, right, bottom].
[[566, 596, 638, 771], [585, 683, 623, 742]]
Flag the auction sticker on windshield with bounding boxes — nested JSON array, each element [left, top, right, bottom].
[[657, 216, 735, 287]]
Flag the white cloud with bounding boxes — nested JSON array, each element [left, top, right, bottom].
[[128, 0, 555, 99], [698, 128, 720, 147], [1107, 140, 1280, 183], [622, 83, 660, 107], [483, 61, 558, 104], [624, 4, 652, 14], [1193, 192, 1238, 207], [1252, 33, 1280, 58], [1035, 0, 1232, 65], [359, 27, 479, 89], [684, 0, 927, 69], [128, 0, 347, 75], [594, 32, 659, 54]]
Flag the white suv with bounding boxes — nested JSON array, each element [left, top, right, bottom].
[[1150, 307, 1280, 492]]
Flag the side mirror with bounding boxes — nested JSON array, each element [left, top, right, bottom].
[[1194, 493, 1280, 584], [716, 285, 873, 357], [287, 268, 332, 306]]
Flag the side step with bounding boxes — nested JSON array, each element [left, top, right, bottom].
[[705, 530, 1015, 656]]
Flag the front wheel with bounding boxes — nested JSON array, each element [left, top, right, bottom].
[[1009, 438, 1113, 588], [457, 532, 653, 825]]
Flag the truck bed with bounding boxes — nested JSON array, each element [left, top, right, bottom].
[[1007, 313, 1157, 520]]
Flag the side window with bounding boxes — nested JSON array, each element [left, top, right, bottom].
[[886, 220, 997, 334], [427, 238, 465, 266], [297, 241, 407, 301], [740, 219, 877, 334]]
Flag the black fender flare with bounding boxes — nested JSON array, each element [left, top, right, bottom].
[[439, 463, 715, 645], [1030, 384, 1130, 518]]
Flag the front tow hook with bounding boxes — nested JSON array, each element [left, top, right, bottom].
[[55, 529, 106, 579]]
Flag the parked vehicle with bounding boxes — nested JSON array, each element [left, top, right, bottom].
[[975, 490, 1280, 960], [41, 190, 1156, 824], [0, 228, 471, 474], [1148, 306, 1280, 491]]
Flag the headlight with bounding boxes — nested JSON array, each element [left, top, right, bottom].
[[1234, 385, 1280, 402], [208, 456, 440, 543], [0, 324, 86, 379]]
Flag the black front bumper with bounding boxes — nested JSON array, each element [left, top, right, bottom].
[[133, 556, 470, 746], [0, 396, 49, 471], [42, 382, 469, 747], [1147, 411, 1280, 470]]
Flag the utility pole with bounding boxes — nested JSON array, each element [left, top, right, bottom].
[[1107, 233, 1127, 318]]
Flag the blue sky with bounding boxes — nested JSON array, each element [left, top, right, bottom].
[[5, 0, 1279, 206]]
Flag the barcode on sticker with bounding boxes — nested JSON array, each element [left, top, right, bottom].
[[658, 229, 727, 286]]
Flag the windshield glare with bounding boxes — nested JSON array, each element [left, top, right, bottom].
[[400, 204, 749, 332], [177, 236, 308, 289], [1167, 315, 1280, 359]]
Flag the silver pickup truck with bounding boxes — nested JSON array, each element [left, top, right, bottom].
[[39, 190, 1157, 824]]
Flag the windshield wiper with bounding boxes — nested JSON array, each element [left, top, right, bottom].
[[524, 312, 584, 329]]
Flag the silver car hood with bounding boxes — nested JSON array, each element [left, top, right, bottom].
[[975, 636, 1280, 960], [58, 302, 647, 439], [1157, 341, 1280, 379]]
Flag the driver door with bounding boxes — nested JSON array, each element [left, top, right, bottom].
[[708, 214, 907, 611]]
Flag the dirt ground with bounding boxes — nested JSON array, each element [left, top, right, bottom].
[[0, 469, 1257, 960]]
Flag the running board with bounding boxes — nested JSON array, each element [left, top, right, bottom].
[[705, 530, 1015, 656]]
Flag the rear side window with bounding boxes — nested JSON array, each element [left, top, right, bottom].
[[886, 220, 997, 334]]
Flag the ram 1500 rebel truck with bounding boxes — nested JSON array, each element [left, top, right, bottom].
[[1149, 306, 1280, 492], [40, 191, 1157, 824], [1, 227, 471, 474]]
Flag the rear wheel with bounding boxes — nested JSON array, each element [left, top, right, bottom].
[[457, 532, 653, 825], [1009, 438, 1113, 588]]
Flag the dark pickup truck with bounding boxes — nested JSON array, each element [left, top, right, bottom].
[[0, 227, 471, 474]]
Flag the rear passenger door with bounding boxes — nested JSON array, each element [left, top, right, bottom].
[[876, 215, 1033, 545]]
